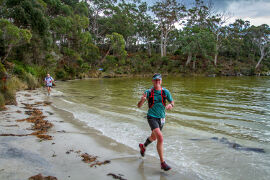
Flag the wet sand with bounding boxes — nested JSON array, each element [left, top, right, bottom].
[[0, 89, 196, 180]]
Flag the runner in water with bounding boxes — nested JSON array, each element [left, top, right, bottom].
[[44, 74, 54, 96], [137, 73, 174, 171]]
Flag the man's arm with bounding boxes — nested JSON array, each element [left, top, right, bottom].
[[165, 90, 174, 110], [166, 101, 174, 110], [137, 93, 147, 108]]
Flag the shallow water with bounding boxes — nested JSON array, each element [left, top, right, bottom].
[[51, 76, 270, 180]]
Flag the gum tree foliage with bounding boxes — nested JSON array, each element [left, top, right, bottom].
[[226, 19, 251, 60], [0, 0, 8, 18], [85, 0, 117, 44], [0, 19, 32, 63], [136, 2, 158, 56], [98, 0, 143, 51], [248, 24, 270, 69], [49, 3, 98, 67], [151, 0, 186, 57], [207, 14, 230, 66], [5, 0, 49, 35], [180, 26, 215, 69], [3, 0, 51, 65], [180, 0, 215, 68], [101, 32, 127, 63]]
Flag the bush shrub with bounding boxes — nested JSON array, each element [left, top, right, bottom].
[[25, 65, 38, 76], [3, 87, 16, 105], [8, 76, 27, 91], [24, 73, 40, 90], [0, 76, 27, 106], [13, 63, 25, 77], [80, 63, 90, 73], [55, 68, 68, 80], [0, 93, 5, 110], [83, 43, 100, 65], [161, 56, 170, 66], [64, 65, 76, 78], [103, 55, 117, 71], [0, 63, 6, 77], [35, 66, 49, 83]]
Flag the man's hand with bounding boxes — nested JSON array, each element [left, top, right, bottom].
[[137, 93, 147, 108], [141, 93, 146, 100], [166, 101, 174, 110]]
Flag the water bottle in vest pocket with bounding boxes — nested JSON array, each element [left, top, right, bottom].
[[161, 118, 165, 125]]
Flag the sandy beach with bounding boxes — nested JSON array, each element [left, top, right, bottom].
[[0, 89, 194, 180]]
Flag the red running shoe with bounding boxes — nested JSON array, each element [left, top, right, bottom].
[[161, 161, 171, 171], [139, 143, 145, 157]]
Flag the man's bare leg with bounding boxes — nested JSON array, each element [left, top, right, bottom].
[[47, 87, 51, 95], [152, 128, 164, 163]]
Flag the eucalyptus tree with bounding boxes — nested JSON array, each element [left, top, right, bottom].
[[183, 0, 216, 67], [248, 24, 270, 69], [166, 29, 180, 54], [86, 0, 117, 45], [5, 0, 49, 36], [50, 4, 96, 65], [180, 26, 215, 69], [111, 0, 137, 48], [226, 19, 250, 60], [101, 32, 127, 63], [151, 0, 186, 57], [207, 13, 230, 66], [0, 19, 32, 64], [135, 2, 157, 55], [2, 0, 50, 64], [0, 0, 7, 18], [186, 0, 211, 29]]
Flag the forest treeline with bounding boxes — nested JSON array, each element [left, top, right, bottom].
[[0, 0, 270, 107]]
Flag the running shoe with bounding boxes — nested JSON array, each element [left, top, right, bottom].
[[161, 161, 171, 171], [139, 143, 145, 157]]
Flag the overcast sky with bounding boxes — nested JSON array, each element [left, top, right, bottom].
[[146, 0, 270, 26]]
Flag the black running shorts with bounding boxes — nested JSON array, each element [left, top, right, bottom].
[[147, 115, 165, 131]]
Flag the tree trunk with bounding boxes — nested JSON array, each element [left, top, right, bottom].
[[193, 59, 196, 69], [100, 46, 112, 64], [1, 45, 13, 64], [255, 55, 264, 69], [148, 42, 152, 57], [214, 42, 219, 66], [185, 52, 192, 66], [163, 31, 168, 57], [160, 30, 164, 57], [214, 52, 218, 66], [255, 45, 266, 69]]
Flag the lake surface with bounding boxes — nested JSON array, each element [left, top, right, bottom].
[[52, 76, 270, 180]]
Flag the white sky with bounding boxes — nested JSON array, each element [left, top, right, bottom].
[[224, 0, 270, 26], [146, 0, 270, 26]]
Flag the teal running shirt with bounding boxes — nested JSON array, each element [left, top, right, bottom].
[[144, 87, 173, 118]]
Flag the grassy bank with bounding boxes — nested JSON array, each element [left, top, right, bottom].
[[0, 63, 40, 109]]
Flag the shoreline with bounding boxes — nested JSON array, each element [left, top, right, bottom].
[[0, 89, 195, 180], [56, 73, 270, 83]]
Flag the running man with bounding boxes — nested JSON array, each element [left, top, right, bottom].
[[44, 74, 54, 95], [137, 73, 174, 171]]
